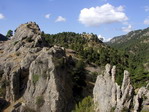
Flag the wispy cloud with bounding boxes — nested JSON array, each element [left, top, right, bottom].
[[0, 13, 5, 19], [45, 14, 51, 19], [144, 17, 149, 25], [98, 34, 111, 42], [122, 24, 132, 32], [55, 16, 66, 22], [78, 3, 128, 27], [144, 6, 149, 12]]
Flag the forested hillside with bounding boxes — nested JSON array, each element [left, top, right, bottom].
[[42, 32, 131, 85], [108, 27, 149, 88]]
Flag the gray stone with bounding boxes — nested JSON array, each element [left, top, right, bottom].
[[93, 64, 134, 112], [0, 22, 73, 112]]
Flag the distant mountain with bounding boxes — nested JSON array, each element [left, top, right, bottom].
[[108, 27, 149, 53], [0, 33, 7, 41], [108, 27, 149, 61], [108, 27, 149, 88]]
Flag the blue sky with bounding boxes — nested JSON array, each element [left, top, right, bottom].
[[0, 0, 149, 41]]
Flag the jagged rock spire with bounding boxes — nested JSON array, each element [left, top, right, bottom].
[[93, 64, 134, 112]]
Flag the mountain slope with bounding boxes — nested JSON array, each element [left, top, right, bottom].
[[43, 32, 131, 85], [108, 27, 149, 57], [108, 27, 149, 88]]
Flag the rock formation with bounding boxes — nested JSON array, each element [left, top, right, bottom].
[[0, 22, 73, 112], [133, 86, 149, 112], [93, 64, 149, 112], [93, 64, 133, 112]]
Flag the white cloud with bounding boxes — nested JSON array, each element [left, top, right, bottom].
[[78, 3, 128, 27], [144, 17, 149, 25], [98, 34, 111, 42], [45, 14, 51, 19], [122, 24, 132, 32], [0, 13, 5, 19], [144, 6, 149, 12], [55, 16, 66, 22]]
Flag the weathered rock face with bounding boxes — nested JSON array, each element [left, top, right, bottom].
[[23, 47, 73, 112], [93, 64, 134, 112], [134, 86, 149, 112], [0, 22, 73, 112], [93, 64, 149, 112]]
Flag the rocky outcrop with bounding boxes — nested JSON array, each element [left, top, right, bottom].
[[134, 86, 149, 112], [93, 64, 134, 112], [0, 22, 73, 112], [93, 64, 149, 112], [23, 46, 73, 112]]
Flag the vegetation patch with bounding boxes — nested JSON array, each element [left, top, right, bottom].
[[36, 96, 45, 107], [71, 60, 86, 100], [72, 96, 94, 112], [0, 79, 9, 97], [110, 107, 116, 112], [0, 88, 6, 97], [32, 74, 40, 84]]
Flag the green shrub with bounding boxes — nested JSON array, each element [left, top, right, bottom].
[[32, 74, 40, 84], [110, 107, 115, 112], [72, 96, 94, 112], [0, 88, 6, 97], [36, 96, 45, 107], [72, 60, 86, 99]]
